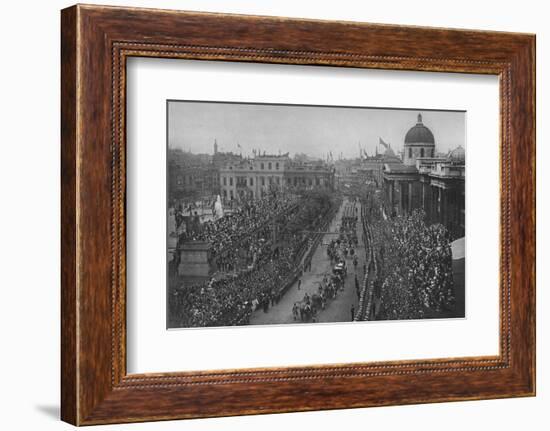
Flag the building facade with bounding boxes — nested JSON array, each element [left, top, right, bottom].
[[361, 145, 403, 186], [168, 149, 218, 203], [219, 153, 335, 201], [382, 114, 465, 239]]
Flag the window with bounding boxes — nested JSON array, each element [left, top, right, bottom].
[[276, 162, 279, 170], [223, 177, 226, 186], [261, 163, 264, 170], [276, 177, 280, 185], [261, 177, 265, 186], [431, 149, 435, 157], [229, 177, 233, 186], [250, 178, 253, 186], [268, 162, 272, 170], [408, 148, 412, 159], [420, 148, 425, 157]]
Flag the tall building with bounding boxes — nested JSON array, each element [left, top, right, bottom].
[[382, 113, 465, 239]]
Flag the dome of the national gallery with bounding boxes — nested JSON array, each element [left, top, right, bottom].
[[404, 113, 435, 146], [447, 145, 465, 163]]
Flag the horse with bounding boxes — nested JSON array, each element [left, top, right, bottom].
[[294, 298, 317, 322]]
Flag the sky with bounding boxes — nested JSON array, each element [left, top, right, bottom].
[[168, 101, 466, 159]]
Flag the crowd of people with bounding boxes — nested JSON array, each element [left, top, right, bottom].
[[169, 243, 302, 327], [170, 192, 300, 275], [175, 192, 298, 257], [169, 191, 337, 328], [370, 208, 456, 320]]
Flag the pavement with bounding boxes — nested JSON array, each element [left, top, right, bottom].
[[249, 198, 364, 326]]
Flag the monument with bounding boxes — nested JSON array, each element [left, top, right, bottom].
[[177, 241, 213, 278], [213, 194, 224, 220]]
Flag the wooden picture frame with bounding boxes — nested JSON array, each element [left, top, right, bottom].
[[61, 4, 535, 425]]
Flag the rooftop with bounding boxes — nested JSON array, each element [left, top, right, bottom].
[[384, 163, 418, 174]]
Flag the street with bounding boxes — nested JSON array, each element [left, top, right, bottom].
[[249, 198, 364, 325]]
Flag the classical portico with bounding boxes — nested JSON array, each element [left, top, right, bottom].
[[382, 166, 420, 216]]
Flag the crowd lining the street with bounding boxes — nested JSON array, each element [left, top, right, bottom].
[[368, 199, 456, 320], [169, 184, 457, 327], [169, 191, 336, 327]]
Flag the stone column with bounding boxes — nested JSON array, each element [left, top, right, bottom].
[[401, 182, 406, 214], [431, 186, 437, 223], [423, 183, 430, 222], [441, 188, 447, 227], [422, 183, 428, 210], [408, 182, 413, 214], [438, 187, 442, 223]]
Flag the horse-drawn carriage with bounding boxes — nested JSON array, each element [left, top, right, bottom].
[[333, 261, 347, 277], [293, 292, 325, 322]]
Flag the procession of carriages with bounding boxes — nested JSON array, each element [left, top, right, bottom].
[[292, 264, 347, 323], [292, 202, 359, 323]]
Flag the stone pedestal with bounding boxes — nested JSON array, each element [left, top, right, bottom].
[[177, 241, 213, 277]]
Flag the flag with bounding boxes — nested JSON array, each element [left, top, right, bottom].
[[379, 137, 389, 149]]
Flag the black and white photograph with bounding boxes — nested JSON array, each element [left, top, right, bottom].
[[1, 0, 543, 429], [167, 101, 466, 329]]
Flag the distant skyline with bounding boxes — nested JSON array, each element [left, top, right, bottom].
[[168, 101, 466, 159]]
